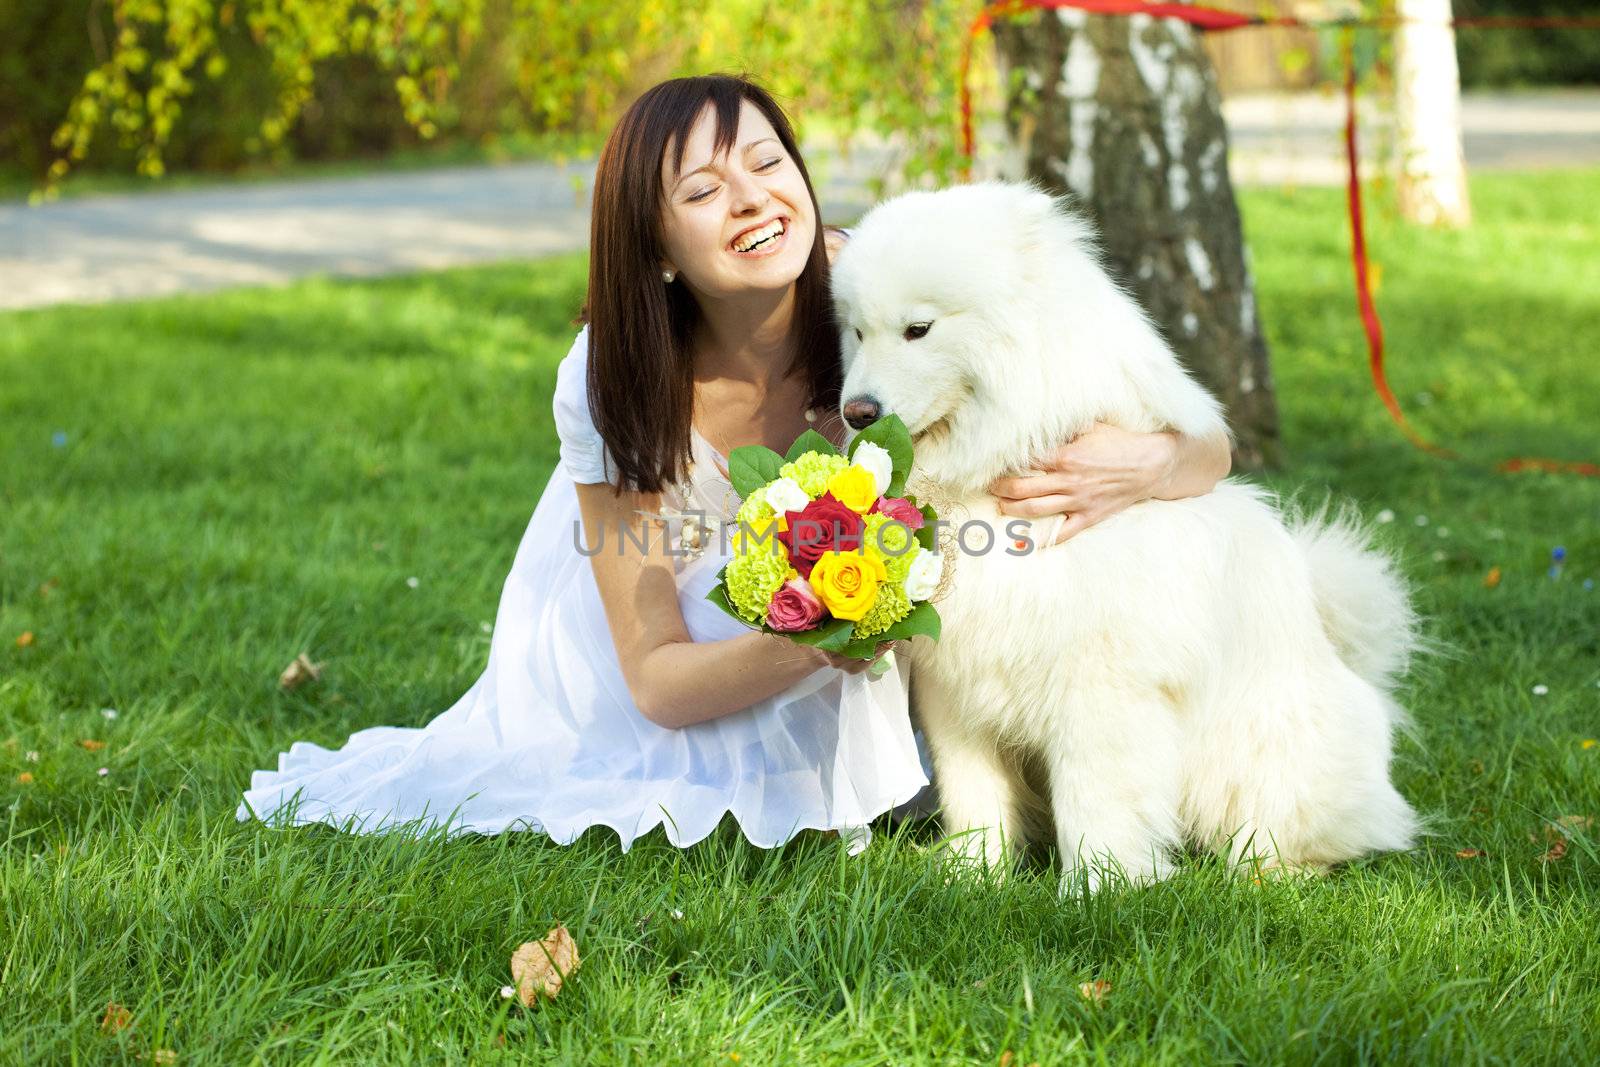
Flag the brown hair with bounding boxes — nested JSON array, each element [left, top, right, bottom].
[[577, 73, 843, 494]]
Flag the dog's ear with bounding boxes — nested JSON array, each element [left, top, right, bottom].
[[1000, 180, 1096, 260], [1005, 182, 1060, 256]]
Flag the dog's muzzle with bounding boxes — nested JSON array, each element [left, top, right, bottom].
[[842, 395, 881, 430]]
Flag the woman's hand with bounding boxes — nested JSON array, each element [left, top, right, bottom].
[[988, 424, 1231, 545], [810, 639, 899, 676]]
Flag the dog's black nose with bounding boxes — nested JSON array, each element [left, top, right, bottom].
[[842, 396, 881, 430]]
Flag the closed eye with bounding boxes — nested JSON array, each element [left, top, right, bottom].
[[854, 327, 863, 342], [686, 158, 783, 203], [904, 321, 932, 340]]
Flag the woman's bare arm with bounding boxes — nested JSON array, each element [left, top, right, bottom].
[[575, 481, 860, 729]]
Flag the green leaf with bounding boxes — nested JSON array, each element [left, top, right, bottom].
[[914, 504, 938, 552], [841, 636, 882, 658], [783, 617, 855, 653], [785, 430, 839, 462], [834, 602, 942, 658], [727, 445, 787, 499], [848, 413, 914, 498], [704, 579, 737, 617], [880, 601, 941, 643]]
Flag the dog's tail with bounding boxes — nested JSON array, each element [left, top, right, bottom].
[[1288, 503, 1420, 693]]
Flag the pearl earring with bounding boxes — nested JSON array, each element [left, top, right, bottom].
[[804, 408, 817, 423], [662, 269, 675, 283]]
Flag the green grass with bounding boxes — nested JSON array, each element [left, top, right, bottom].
[[3, 169, 1599, 1064]]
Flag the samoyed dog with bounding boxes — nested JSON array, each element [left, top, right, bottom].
[[831, 181, 1419, 893]]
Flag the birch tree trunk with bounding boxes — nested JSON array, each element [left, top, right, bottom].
[[990, 10, 1282, 470], [1395, 0, 1472, 227]]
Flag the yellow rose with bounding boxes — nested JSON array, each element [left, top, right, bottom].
[[825, 464, 879, 514], [809, 550, 889, 621]]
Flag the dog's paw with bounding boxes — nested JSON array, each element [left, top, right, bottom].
[[1244, 857, 1331, 884], [1057, 855, 1177, 899], [930, 836, 1012, 888]]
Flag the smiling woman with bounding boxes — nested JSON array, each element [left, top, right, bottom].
[[238, 74, 932, 858]]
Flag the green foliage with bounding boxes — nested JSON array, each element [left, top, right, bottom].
[[726, 445, 788, 500], [784, 429, 839, 463], [28, 0, 992, 197], [1455, 0, 1600, 87], [778, 615, 855, 652], [841, 599, 940, 658]]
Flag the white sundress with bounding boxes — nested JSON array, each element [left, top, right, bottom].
[[237, 324, 934, 853]]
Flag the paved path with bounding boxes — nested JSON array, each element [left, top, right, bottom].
[[3, 91, 1595, 310], [1225, 88, 1600, 186]]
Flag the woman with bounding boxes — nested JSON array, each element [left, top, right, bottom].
[[238, 74, 1229, 853]]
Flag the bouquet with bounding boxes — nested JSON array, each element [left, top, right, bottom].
[[706, 414, 942, 660]]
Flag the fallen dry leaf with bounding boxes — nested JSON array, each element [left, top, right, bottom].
[[16, 772, 33, 785], [147, 1050, 177, 1065], [1455, 848, 1486, 859], [1528, 823, 1571, 862], [1078, 979, 1111, 1004], [277, 653, 322, 691], [100, 1001, 133, 1034], [1556, 816, 1593, 832], [510, 924, 580, 1006], [1483, 566, 1502, 589], [999, 1051, 1014, 1067], [79, 739, 106, 751], [16, 631, 34, 648]]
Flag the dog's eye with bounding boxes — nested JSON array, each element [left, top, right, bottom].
[[904, 321, 932, 341], [854, 327, 862, 342]]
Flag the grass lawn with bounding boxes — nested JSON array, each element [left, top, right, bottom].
[[3, 169, 1598, 1064]]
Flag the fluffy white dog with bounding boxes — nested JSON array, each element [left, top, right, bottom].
[[831, 181, 1419, 893]]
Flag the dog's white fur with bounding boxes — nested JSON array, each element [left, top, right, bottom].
[[832, 181, 1419, 893]]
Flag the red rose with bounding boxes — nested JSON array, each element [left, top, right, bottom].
[[872, 495, 925, 531], [776, 492, 864, 579]]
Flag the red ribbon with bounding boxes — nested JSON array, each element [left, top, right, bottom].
[[957, 0, 1600, 478]]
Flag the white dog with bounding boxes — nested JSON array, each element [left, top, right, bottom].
[[831, 181, 1419, 893]]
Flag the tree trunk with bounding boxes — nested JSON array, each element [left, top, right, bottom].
[[1395, 0, 1472, 227], [989, 9, 1282, 470]]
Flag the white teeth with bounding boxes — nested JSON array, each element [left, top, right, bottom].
[[732, 219, 784, 252]]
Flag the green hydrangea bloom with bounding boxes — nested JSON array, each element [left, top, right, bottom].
[[852, 579, 911, 639], [735, 485, 777, 539], [862, 512, 919, 584], [778, 451, 849, 498], [725, 543, 791, 623]]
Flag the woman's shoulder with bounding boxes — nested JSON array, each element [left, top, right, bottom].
[[823, 225, 853, 266], [554, 323, 591, 395], [552, 324, 622, 486]]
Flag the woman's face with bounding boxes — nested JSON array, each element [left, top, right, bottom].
[[657, 98, 816, 300]]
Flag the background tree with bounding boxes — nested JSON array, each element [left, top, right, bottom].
[[988, 8, 1282, 470], [28, 0, 978, 194], [1394, 0, 1472, 227]]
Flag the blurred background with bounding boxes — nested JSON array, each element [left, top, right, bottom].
[[4, 0, 1597, 195]]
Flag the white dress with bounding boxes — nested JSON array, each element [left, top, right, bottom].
[[237, 324, 933, 852]]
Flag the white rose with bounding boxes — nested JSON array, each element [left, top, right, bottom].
[[903, 547, 943, 602], [851, 441, 894, 497], [764, 476, 810, 517]]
